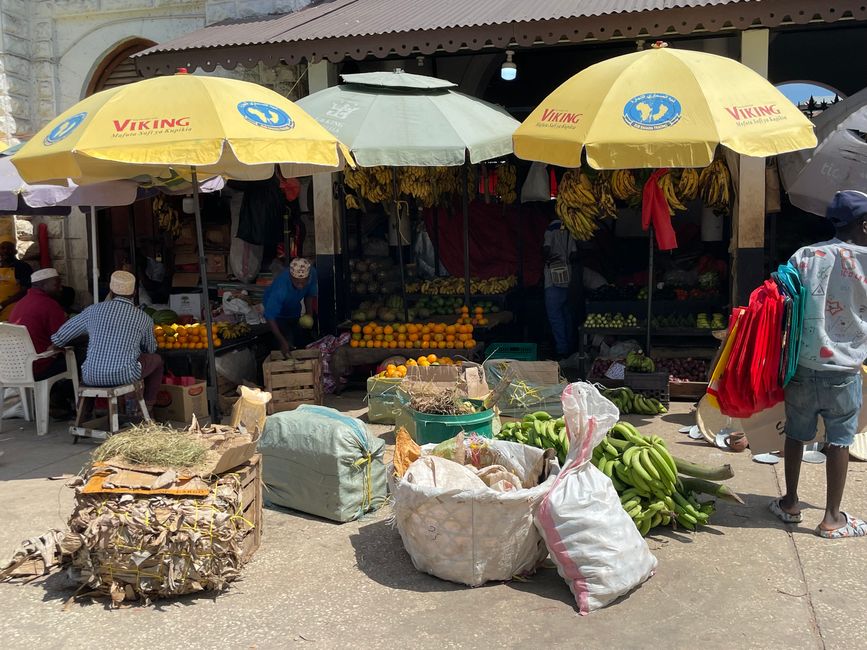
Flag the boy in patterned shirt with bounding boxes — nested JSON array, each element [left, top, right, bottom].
[[770, 191, 867, 538]]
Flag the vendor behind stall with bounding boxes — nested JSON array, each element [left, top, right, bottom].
[[0, 241, 32, 320], [543, 217, 578, 358], [264, 258, 318, 356]]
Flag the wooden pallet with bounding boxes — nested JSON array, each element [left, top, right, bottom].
[[263, 349, 323, 414], [234, 454, 263, 563]]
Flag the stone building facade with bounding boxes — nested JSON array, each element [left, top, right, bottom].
[[0, 0, 310, 301]]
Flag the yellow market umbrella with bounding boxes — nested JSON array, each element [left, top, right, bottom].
[[12, 72, 351, 184], [12, 71, 353, 420], [513, 43, 817, 169]]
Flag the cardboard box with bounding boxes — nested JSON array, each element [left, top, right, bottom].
[[176, 221, 196, 246], [153, 381, 208, 424], [172, 273, 200, 288], [403, 362, 490, 399], [170, 292, 203, 318], [174, 250, 199, 266], [205, 223, 232, 248], [206, 253, 226, 274], [483, 359, 566, 417]]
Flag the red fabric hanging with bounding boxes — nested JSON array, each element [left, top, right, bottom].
[[549, 168, 558, 199], [422, 200, 547, 286], [38, 223, 50, 269], [641, 170, 678, 251]]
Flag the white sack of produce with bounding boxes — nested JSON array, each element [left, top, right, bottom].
[[536, 382, 657, 614], [392, 438, 558, 587], [258, 405, 387, 522]]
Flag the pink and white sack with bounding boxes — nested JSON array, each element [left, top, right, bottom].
[[535, 382, 657, 614]]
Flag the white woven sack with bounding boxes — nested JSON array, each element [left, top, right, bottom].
[[392, 440, 557, 587], [536, 382, 657, 614]]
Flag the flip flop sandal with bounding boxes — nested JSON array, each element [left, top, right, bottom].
[[815, 513, 867, 539], [769, 498, 802, 524]]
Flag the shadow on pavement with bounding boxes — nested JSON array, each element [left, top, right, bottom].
[[660, 411, 696, 427], [349, 519, 583, 610], [349, 519, 462, 593]]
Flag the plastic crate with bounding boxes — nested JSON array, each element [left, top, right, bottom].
[[485, 342, 538, 361], [624, 371, 670, 406]]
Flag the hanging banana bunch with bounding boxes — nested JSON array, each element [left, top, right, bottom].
[[495, 162, 517, 204], [610, 169, 641, 202], [658, 170, 687, 215], [153, 195, 181, 239], [678, 168, 700, 201], [343, 166, 391, 203], [698, 158, 732, 213], [556, 169, 600, 241], [595, 171, 618, 219]]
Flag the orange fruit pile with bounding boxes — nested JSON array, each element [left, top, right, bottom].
[[155, 323, 222, 350], [456, 305, 489, 327], [349, 322, 476, 350], [374, 354, 458, 378]]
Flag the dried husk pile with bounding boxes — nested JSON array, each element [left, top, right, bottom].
[[67, 467, 253, 606], [0, 419, 259, 606], [64, 421, 256, 605]]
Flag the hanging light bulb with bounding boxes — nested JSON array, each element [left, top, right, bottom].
[[500, 50, 516, 81], [182, 195, 195, 214]]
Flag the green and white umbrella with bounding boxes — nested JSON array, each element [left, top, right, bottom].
[[297, 71, 519, 166], [298, 70, 520, 308]]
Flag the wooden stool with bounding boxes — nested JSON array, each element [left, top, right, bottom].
[[71, 381, 151, 443]]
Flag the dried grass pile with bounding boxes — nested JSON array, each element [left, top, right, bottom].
[[91, 423, 209, 469], [402, 383, 475, 416]]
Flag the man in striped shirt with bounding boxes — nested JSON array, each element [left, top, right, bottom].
[[51, 271, 163, 411]]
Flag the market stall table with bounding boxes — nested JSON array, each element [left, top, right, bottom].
[[157, 324, 271, 381]]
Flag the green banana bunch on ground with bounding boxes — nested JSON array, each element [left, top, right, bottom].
[[496, 411, 569, 464], [591, 421, 742, 536], [601, 387, 667, 415]]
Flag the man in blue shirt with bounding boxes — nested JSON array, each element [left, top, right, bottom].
[[51, 270, 163, 412], [264, 257, 318, 357]]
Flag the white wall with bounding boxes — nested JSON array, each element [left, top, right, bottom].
[[0, 0, 312, 301]]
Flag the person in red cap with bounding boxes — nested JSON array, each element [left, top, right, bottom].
[[770, 190, 867, 539]]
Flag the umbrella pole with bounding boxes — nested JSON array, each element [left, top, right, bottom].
[[191, 168, 220, 423], [462, 163, 471, 308], [90, 206, 99, 305], [391, 169, 409, 323], [645, 225, 654, 354]]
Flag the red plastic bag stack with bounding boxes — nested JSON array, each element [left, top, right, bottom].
[[715, 280, 785, 418]]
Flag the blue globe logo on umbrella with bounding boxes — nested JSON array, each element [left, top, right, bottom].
[[237, 101, 294, 130], [44, 112, 87, 145], [623, 93, 682, 131]]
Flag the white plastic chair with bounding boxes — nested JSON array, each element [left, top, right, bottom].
[[0, 323, 79, 435]]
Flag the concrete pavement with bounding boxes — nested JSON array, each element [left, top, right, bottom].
[[0, 396, 863, 649]]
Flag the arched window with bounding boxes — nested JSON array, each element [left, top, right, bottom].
[[85, 38, 156, 96], [777, 81, 846, 118]]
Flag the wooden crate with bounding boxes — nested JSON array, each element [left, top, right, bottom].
[[232, 453, 263, 563], [263, 349, 323, 414], [669, 381, 709, 402]]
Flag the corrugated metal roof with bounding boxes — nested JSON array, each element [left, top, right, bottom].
[[138, 0, 754, 55]]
